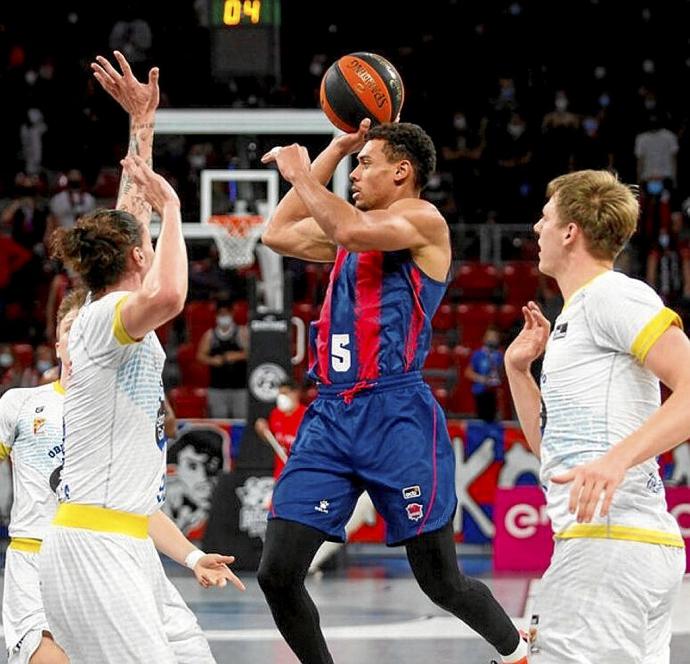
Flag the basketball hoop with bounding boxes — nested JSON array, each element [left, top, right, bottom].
[[208, 214, 266, 268]]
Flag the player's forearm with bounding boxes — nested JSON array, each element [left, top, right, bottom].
[[290, 171, 360, 244], [117, 115, 155, 224], [505, 366, 542, 457], [612, 380, 690, 468], [141, 202, 187, 311], [269, 142, 347, 227], [148, 509, 197, 565]]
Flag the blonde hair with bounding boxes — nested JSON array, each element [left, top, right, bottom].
[[56, 288, 87, 328], [546, 170, 639, 260]]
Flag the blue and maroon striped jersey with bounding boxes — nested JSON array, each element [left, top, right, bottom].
[[307, 248, 447, 384]]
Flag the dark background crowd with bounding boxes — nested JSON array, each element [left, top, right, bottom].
[[2, 0, 690, 419]]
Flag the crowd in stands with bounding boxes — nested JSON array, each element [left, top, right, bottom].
[[3, 1, 690, 419]]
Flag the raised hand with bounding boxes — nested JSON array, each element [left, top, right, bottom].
[[193, 553, 246, 591], [330, 118, 371, 157], [261, 144, 312, 183], [121, 155, 179, 215], [504, 301, 551, 373], [91, 50, 159, 120]]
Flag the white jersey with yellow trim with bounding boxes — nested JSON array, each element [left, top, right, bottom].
[[60, 290, 167, 515], [0, 381, 64, 539], [540, 270, 683, 544]]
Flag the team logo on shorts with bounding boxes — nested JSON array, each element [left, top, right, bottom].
[[402, 485, 421, 499], [315, 500, 330, 514], [405, 502, 424, 521], [35, 405, 44, 413], [33, 417, 46, 434]]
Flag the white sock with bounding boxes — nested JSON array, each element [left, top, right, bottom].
[[501, 636, 528, 662]]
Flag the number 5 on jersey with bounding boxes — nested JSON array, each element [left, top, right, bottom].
[[331, 334, 351, 372]]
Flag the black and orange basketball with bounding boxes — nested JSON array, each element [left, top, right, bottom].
[[319, 52, 405, 133]]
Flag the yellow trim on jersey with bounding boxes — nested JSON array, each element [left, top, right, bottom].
[[54, 503, 149, 539], [555, 523, 685, 548], [9, 537, 42, 553], [561, 271, 610, 311], [113, 295, 139, 345], [53, 381, 65, 396], [630, 307, 682, 364], [0, 442, 10, 461]]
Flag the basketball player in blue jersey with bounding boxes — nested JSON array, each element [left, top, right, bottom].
[[259, 120, 528, 664]]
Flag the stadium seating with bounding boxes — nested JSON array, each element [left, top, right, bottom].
[[168, 386, 208, 418], [176, 342, 210, 388], [503, 261, 540, 305], [449, 262, 501, 300], [184, 300, 217, 346], [455, 303, 497, 347]]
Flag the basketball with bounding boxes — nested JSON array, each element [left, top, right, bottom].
[[319, 52, 405, 133]]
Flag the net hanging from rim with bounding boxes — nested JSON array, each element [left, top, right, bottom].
[[208, 214, 266, 268]]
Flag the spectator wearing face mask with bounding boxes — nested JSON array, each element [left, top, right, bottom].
[[540, 90, 583, 184], [45, 170, 97, 244], [254, 380, 307, 479], [0, 345, 35, 396], [196, 300, 248, 418], [464, 325, 504, 423]]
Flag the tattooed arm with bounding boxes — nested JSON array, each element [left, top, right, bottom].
[[91, 50, 160, 224]]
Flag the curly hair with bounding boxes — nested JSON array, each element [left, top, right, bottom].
[[365, 122, 436, 189], [52, 209, 143, 293], [547, 170, 639, 260]]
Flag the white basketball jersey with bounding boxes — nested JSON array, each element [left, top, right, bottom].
[[540, 271, 682, 543], [0, 382, 64, 539], [60, 291, 167, 515]]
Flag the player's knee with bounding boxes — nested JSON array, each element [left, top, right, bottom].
[[418, 570, 480, 612], [257, 557, 301, 598]]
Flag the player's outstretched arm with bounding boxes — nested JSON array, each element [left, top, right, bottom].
[[552, 324, 690, 522], [118, 155, 187, 339], [148, 510, 245, 591], [504, 302, 550, 458], [91, 50, 159, 225]]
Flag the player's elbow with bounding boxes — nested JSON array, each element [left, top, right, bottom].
[[333, 225, 362, 251], [261, 226, 289, 254], [147, 286, 186, 320]]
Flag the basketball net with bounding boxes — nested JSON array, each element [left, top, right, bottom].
[[208, 214, 266, 268]]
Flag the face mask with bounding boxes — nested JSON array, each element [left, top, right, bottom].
[[555, 95, 569, 112], [276, 393, 294, 413], [453, 114, 467, 131], [507, 122, 525, 138], [583, 117, 599, 136], [598, 93, 611, 108], [0, 353, 14, 368], [189, 154, 206, 169], [216, 315, 233, 329], [427, 174, 441, 189], [485, 341, 499, 351], [36, 360, 53, 374], [646, 179, 664, 196], [68, 179, 81, 190]]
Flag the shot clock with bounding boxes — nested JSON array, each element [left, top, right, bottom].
[[210, 0, 281, 77]]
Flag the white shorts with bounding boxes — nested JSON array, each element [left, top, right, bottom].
[[529, 538, 685, 664], [39, 526, 215, 664], [2, 547, 50, 664]]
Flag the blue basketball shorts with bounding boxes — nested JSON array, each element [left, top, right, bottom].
[[269, 371, 458, 545]]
